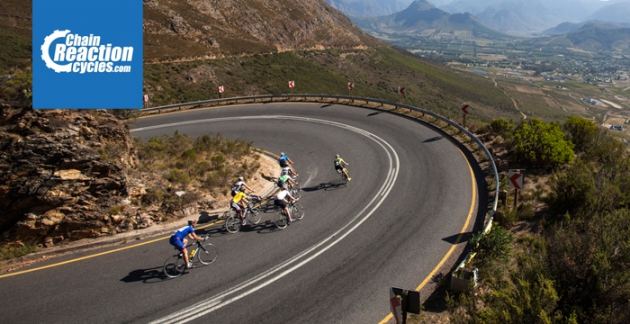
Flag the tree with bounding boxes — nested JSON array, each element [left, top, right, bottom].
[[562, 116, 598, 154], [511, 118, 574, 169]]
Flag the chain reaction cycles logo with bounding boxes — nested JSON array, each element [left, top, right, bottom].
[[41, 30, 134, 74]]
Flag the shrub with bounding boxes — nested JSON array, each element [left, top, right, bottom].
[[490, 117, 515, 135], [165, 168, 191, 189], [0, 243, 37, 261], [544, 160, 596, 219], [109, 205, 124, 215], [563, 116, 598, 154], [471, 225, 514, 267], [511, 118, 575, 169]]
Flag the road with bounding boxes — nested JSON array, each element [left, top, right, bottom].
[[0, 102, 484, 323]]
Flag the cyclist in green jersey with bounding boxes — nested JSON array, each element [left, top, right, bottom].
[[334, 154, 350, 181], [277, 174, 297, 189]]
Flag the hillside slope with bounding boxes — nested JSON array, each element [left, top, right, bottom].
[[143, 0, 379, 61]]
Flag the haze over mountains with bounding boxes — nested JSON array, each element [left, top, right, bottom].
[[328, 0, 630, 35], [324, 0, 414, 17], [351, 0, 514, 41]]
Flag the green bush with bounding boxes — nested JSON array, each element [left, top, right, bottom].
[[511, 118, 575, 169], [490, 117, 515, 135], [545, 161, 596, 219], [0, 243, 37, 261], [471, 225, 514, 267], [109, 205, 124, 215], [165, 168, 191, 189], [563, 116, 598, 154], [547, 210, 630, 324]]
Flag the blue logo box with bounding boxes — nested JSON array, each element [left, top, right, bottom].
[[33, 0, 143, 109]]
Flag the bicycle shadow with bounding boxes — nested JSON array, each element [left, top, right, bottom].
[[232, 203, 298, 234], [261, 172, 279, 183], [120, 266, 167, 284], [302, 178, 347, 192]]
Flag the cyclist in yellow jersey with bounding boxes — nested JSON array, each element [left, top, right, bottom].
[[334, 154, 350, 180], [231, 187, 249, 226]]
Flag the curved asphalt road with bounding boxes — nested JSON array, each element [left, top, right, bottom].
[[0, 103, 481, 323]]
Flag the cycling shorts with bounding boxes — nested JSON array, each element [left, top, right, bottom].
[[231, 202, 242, 211], [274, 199, 287, 208], [335, 165, 344, 171], [169, 235, 185, 251]]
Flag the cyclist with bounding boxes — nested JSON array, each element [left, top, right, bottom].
[[280, 165, 298, 177], [277, 174, 297, 189], [169, 219, 205, 269], [231, 187, 249, 226], [334, 154, 351, 181], [274, 188, 299, 223], [231, 176, 253, 197], [278, 152, 294, 168]]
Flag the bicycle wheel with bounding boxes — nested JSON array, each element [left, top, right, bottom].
[[221, 209, 235, 220], [276, 209, 288, 229], [197, 242, 218, 265], [163, 254, 186, 278], [290, 185, 301, 199], [225, 215, 241, 233], [247, 207, 261, 225], [291, 203, 305, 220]]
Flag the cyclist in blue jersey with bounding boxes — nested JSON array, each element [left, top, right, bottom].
[[169, 219, 205, 269], [278, 152, 294, 168]]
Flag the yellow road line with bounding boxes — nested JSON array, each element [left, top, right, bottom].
[[378, 150, 477, 324], [0, 221, 221, 279]]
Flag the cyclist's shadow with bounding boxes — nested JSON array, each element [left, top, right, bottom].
[[302, 178, 347, 192], [120, 266, 166, 284]]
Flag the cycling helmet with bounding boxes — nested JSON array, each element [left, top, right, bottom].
[[188, 219, 197, 226], [280, 152, 285, 156], [238, 176, 244, 181], [335, 154, 340, 158]]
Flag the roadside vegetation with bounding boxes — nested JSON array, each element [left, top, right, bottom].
[[0, 243, 37, 261], [420, 116, 630, 324], [133, 132, 261, 215]]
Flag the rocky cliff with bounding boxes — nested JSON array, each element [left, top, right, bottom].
[[0, 108, 138, 246]]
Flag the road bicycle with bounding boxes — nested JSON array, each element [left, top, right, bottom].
[[224, 195, 263, 233], [163, 235, 217, 278], [275, 200, 304, 229], [340, 167, 350, 182], [288, 181, 301, 199]]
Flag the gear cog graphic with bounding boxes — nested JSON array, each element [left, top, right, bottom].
[[41, 29, 72, 73]]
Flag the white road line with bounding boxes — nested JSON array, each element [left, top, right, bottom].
[[134, 116, 400, 324]]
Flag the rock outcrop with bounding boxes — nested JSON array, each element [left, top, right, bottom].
[[0, 108, 137, 245]]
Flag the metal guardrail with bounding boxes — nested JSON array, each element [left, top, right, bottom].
[[143, 94, 500, 281]]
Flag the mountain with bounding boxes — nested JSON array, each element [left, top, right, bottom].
[[565, 23, 630, 51], [439, 0, 609, 35], [324, 0, 414, 17], [541, 20, 630, 36], [439, 0, 504, 15], [352, 0, 513, 40], [476, 0, 594, 35], [143, 0, 378, 61], [588, 1, 630, 24]]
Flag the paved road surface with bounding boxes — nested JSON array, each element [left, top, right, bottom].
[[0, 103, 483, 323]]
